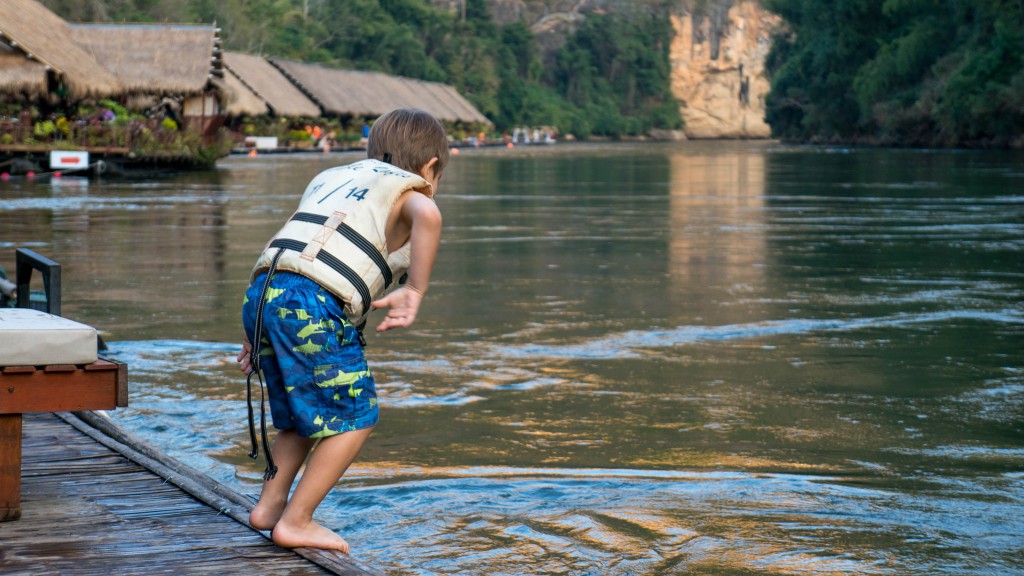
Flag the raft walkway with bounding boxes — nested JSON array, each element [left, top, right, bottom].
[[0, 411, 383, 575]]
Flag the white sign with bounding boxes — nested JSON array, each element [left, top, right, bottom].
[[49, 150, 90, 170], [245, 136, 279, 150]]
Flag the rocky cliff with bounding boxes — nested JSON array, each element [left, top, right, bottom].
[[670, 1, 780, 139], [455, 0, 781, 139]]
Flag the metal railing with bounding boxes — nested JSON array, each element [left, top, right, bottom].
[[15, 248, 60, 315]]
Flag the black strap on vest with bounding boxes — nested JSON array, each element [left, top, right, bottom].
[[268, 238, 373, 316], [245, 248, 284, 481], [289, 212, 394, 288]]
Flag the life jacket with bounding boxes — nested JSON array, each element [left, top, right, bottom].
[[250, 159, 433, 328]]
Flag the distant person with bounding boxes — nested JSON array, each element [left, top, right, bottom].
[[237, 108, 447, 553]]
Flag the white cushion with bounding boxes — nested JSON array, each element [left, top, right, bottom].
[[0, 308, 98, 367]]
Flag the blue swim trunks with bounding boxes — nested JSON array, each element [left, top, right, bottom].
[[242, 272, 378, 438]]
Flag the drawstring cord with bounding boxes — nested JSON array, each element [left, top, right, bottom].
[[246, 248, 284, 481]]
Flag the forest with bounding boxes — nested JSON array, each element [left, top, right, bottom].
[[764, 0, 1024, 147], [39, 0, 683, 138]]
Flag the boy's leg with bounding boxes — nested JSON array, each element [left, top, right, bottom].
[[249, 429, 315, 531], [271, 426, 374, 553]]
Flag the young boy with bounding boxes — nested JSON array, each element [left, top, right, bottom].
[[237, 108, 447, 553]]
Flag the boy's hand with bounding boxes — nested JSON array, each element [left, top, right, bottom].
[[237, 335, 253, 374], [372, 286, 424, 332]]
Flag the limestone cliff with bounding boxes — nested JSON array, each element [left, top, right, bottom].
[[444, 0, 781, 139], [670, 1, 780, 139]]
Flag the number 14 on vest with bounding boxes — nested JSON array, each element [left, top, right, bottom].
[[315, 178, 370, 204]]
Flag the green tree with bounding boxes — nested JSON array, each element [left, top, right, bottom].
[[765, 0, 1024, 146]]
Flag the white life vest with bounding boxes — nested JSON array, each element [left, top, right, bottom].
[[251, 159, 433, 327]]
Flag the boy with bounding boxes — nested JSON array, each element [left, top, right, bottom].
[[237, 108, 447, 553]]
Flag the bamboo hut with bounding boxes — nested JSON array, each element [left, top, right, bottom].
[[0, 0, 121, 99], [223, 52, 320, 118], [270, 58, 492, 126], [68, 23, 229, 146]]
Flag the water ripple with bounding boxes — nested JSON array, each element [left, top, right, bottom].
[[493, 309, 1024, 360]]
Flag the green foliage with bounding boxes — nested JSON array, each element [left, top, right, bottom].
[[552, 8, 682, 136], [55, 117, 71, 136], [765, 0, 1024, 146], [99, 99, 130, 119], [33, 120, 56, 138], [40, 0, 682, 139], [286, 129, 311, 142]]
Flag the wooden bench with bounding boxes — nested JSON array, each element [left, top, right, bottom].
[[0, 359, 127, 521]]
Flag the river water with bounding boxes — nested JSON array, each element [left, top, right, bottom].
[[1, 142, 1022, 575]]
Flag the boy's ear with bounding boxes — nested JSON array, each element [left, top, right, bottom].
[[418, 157, 439, 180]]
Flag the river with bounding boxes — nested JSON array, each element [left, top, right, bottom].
[[1, 142, 1022, 575]]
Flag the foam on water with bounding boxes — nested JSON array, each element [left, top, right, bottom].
[[492, 309, 1024, 360]]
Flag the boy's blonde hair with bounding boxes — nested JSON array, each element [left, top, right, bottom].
[[367, 108, 449, 179]]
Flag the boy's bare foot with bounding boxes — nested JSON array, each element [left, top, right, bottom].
[[272, 518, 350, 554], [249, 498, 286, 531]]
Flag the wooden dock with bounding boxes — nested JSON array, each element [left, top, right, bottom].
[[0, 411, 383, 575]]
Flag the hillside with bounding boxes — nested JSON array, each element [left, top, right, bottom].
[[763, 0, 1024, 147]]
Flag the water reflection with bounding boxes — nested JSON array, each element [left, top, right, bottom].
[[668, 151, 766, 309]]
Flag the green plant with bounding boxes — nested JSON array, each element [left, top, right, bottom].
[[55, 117, 71, 137], [33, 120, 56, 138], [161, 117, 179, 132], [99, 99, 130, 118]]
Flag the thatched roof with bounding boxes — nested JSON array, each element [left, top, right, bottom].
[[270, 58, 492, 125], [68, 24, 220, 96], [434, 83, 491, 125], [0, 45, 47, 96], [223, 52, 320, 118], [0, 0, 121, 98], [218, 68, 268, 116]]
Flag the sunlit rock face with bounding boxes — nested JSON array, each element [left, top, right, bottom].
[[670, 1, 781, 139], [437, 0, 781, 139]]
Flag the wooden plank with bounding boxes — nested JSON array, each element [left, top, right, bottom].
[[0, 414, 21, 521], [43, 365, 77, 373], [0, 413, 343, 575], [1, 366, 36, 374], [66, 411, 384, 576], [0, 365, 120, 414]]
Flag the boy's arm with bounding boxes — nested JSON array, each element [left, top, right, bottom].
[[372, 193, 442, 332]]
